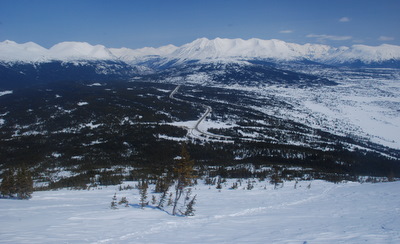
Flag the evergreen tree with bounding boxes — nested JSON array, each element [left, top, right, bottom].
[[230, 182, 238, 190], [216, 177, 222, 189], [157, 190, 168, 209], [183, 195, 197, 216], [167, 192, 173, 207], [270, 167, 283, 190], [15, 166, 33, 199], [155, 176, 171, 193], [111, 193, 118, 209], [172, 143, 195, 215], [183, 188, 192, 206], [118, 196, 129, 207], [151, 195, 157, 205], [138, 179, 148, 209], [155, 174, 171, 209], [0, 168, 16, 197]]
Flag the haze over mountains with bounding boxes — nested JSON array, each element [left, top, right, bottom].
[[1, 37, 400, 65]]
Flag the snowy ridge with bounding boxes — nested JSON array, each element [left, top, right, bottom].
[[168, 37, 333, 62], [167, 38, 400, 64], [109, 44, 178, 63], [327, 44, 400, 63], [1, 38, 400, 64], [0, 40, 116, 62]]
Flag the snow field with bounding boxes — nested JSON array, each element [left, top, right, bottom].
[[1, 180, 399, 243], [241, 74, 400, 150]]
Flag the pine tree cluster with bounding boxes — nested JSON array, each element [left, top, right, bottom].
[[107, 143, 198, 216], [0, 166, 33, 199]]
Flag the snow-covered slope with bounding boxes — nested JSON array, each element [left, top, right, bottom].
[[1, 180, 399, 243], [1, 38, 400, 65]]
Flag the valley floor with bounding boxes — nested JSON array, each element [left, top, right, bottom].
[[1, 180, 399, 243]]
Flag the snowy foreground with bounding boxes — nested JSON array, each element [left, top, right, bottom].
[[1, 180, 399, 244]]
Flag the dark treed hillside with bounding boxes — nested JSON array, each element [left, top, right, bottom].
[[1, 80, 399, 189]]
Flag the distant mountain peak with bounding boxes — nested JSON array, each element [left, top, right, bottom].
[[49, 42, 116, 60], [0, 40, 48, 62]]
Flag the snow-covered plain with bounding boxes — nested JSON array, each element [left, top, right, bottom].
[[205, 67, 400, 151], [273, 70, 400, 150], [1, 180, 399, 243]]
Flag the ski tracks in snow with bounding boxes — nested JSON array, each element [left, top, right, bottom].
[[214, 183, 337, 219], [93, 216, 212, 243]]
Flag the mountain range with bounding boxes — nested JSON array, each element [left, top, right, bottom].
[[1, 37, 399, 89], [1, 37, 400, 65]]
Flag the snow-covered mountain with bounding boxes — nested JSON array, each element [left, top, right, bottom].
[[1, 37, 400, 89], [0, 40, 116, 62], [166, 38, 333, 62], [1, 38, 400, 65], [172, 38, 400, 64], [49, 42, 116, 61], [0, 40, 49, 62], [326, 44, 400, 64]]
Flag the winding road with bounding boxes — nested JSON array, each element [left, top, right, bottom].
[[169, 85, 232, 141]]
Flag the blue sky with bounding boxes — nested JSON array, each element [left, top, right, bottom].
[[0, 0, 399, 49]]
